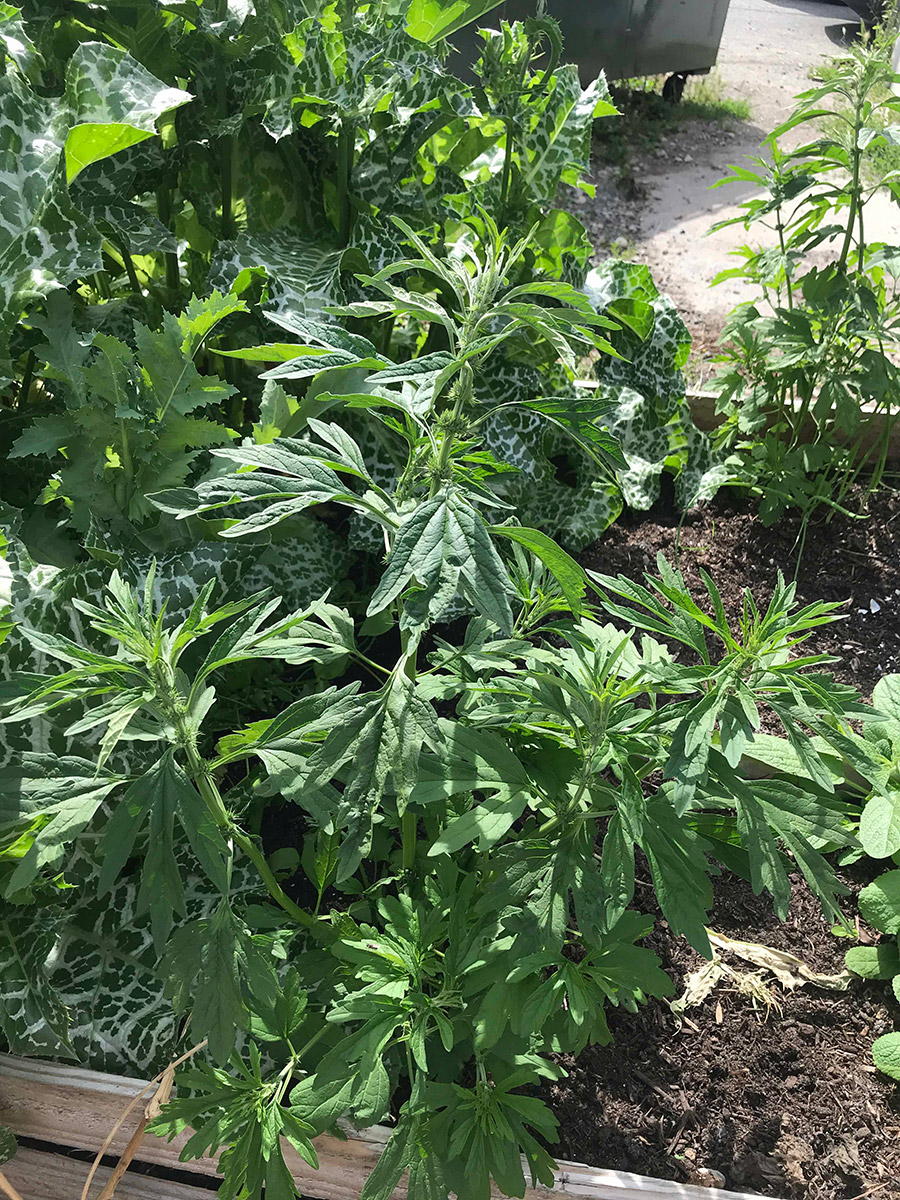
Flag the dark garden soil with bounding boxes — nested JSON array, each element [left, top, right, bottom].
[[542, 489, 900, 1197], [582, 487, 900, 700], [543, 869, 900, 1200]]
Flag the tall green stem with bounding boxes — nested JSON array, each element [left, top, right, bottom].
[[156, 187, 180, 294], [430, 364, 474, 496], [839, 94, 865, 272], [775, 205, 793, 310], [182, 738, 317, 930], [218, 74, 235, 240], [337, 118, 355, 248], [18, 350, 35, 405], [499, 117, 515, 223]]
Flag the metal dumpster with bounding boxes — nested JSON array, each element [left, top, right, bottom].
[[454, 1, 733, 85]]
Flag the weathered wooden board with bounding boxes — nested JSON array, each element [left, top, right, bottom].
[[2, 1146, 206, 1200], [0, 1055, 773, 1200], [0, 1055, 398, 1200], [687, 389, 900, 460]]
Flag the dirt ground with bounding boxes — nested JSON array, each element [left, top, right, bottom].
[[545, 9, 900, 1193], [583, 488, 900, 699], [544, 868, 900, 1200], [572, 0, 900, 365], [564, 490, 900, 1196]]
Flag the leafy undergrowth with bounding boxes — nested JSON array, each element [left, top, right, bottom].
[[0, 4, 898, 1200]]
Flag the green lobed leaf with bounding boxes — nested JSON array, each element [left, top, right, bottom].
[[368, 490, 514, 634]]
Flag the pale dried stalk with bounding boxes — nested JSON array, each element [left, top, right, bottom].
[[0, 1171, 25, 1200], [80, 1039, 206, 1200], [94, 1064, 176, 1200]]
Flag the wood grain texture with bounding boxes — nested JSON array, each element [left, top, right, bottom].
[[0, 1056, 773, 1200], [3, 1146, 207, 1200]]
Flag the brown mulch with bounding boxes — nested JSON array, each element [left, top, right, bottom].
[[582, 488, 900, 700], [544, 870, 900, 1199]]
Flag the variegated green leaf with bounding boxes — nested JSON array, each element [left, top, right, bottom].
[[209, 231, 345, 317], [63, 42, 192, 182]]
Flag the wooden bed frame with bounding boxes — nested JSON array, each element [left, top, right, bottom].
[[0, 1055, 776, 1200]]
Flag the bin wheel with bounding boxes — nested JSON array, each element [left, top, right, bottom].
[[663, 73, 687, 104]]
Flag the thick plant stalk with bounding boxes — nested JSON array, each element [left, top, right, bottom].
[[155, 187, 180, 294], [182, 739, 318, 930], [17, 351, 34, 405], [839, 89, 865, 272], [218, 73, 235, 241]]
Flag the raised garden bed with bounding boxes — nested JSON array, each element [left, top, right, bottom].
[[0, 1056, 774, 1200], [541, 868, 899, 1200]]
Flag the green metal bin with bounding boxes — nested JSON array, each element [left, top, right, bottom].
[[454, 0, 733, 85]]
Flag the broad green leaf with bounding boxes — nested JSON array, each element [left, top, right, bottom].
[[420, 724, 537, 854], [517, 396, 626, 469], [520, 69, 616, 203], [368, 490, 514, 633], [0, 910, 74, 1059], [98, 751, 229, 952], [406, 0, 504, 42], [210, 232, 345, 318], [64, 43, 192, 181], [641, 800, 713, 956], [0, 74, 99, 385], [0, 4, 37, 79], [873, 674, 900, 723], [301, 676, 441, 878], [241, 685, 361, 816], [873, 1032, 900, 1080], [289, 1074, 355, 1136], [165, 901, 252, 1063], [3, 759, 124, 895], [860, 790, 900, 859], [491, 525, 586, 614], [859, 871, 900, 935], [359, 1115, 413, 1200], [845, 944, 900, 980]]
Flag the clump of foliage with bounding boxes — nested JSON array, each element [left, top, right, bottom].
[[0, 210, 876, 1198], [593, 72, 750, 169], [846, 867, 900, 1080], [710, 36, 900, 526], [1, 0, 722, 568], [0, 1, 881, 1194], [745, 666, 900, 1082]]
